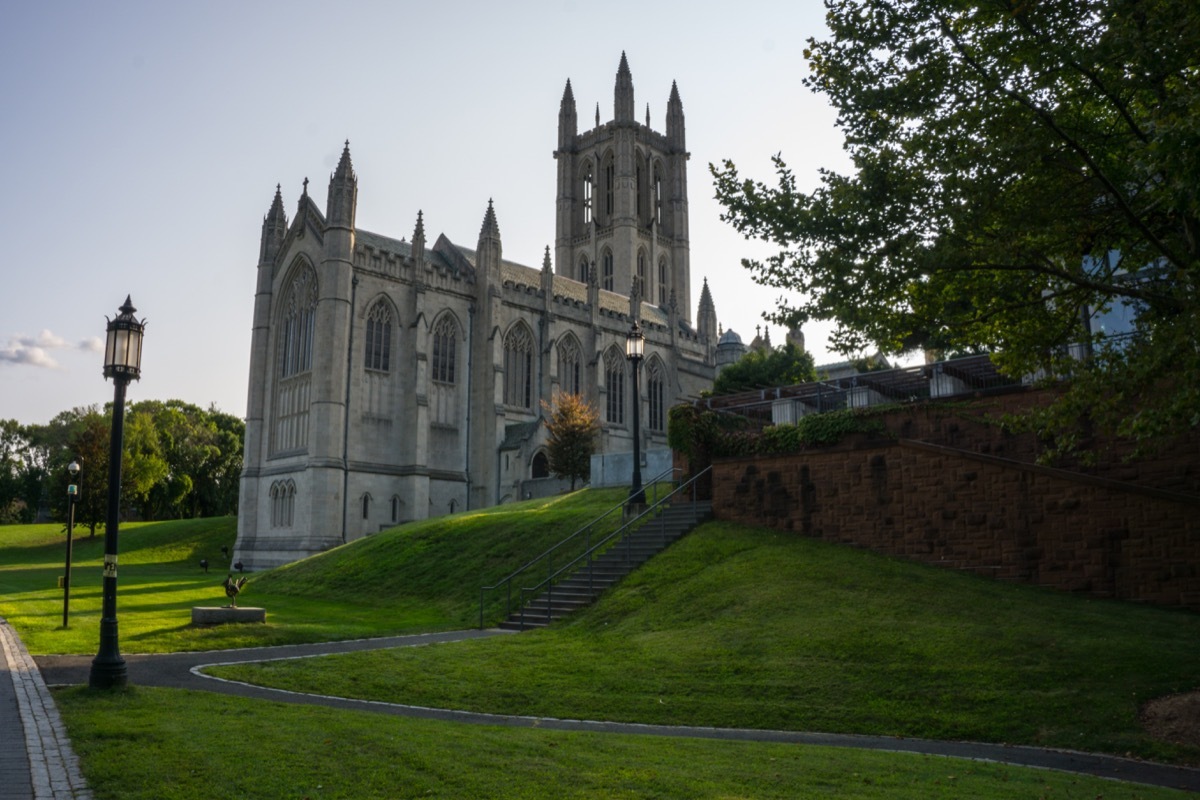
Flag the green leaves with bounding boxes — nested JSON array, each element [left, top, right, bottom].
[[713, 0, 1200, 449]]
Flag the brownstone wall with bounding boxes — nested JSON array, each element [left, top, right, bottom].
[[710, 391, 1200, 611]]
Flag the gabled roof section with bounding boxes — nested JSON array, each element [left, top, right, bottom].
[[500, 419, 542, 450]]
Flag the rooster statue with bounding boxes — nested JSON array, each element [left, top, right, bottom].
[[223, 574, 249, 608]]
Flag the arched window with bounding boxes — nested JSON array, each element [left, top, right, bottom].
[[582, 164, 593, 225], [658, 257, 669, 305], [603, 155, 615, 219], [602, 250, 614, 291], [635, 250, 646, 297], [578, 255, 589, 283], [270, 479, 296, 528], [605, 348, 625, 425], [361, 493, 372, 521], [279, 266, 317, 378], [431, 315, 457, 384], [365, 300, 392, 372], [431, 314, 459, 426], [558, 336, 582, 396], [648, 359, 666, 431], [654, 163, 664, 227], [532, 451, 550, 479], [504, 323, 535, 409], [391, 495, 401, 523]]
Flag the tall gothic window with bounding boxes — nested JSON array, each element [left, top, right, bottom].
[[578, 256, 589, 283], [431, 314, 458, 426], [658, 257, 669, 305], [365, 300, 392, 372], [605, 348, 625, 425], [636, 251, 646, 297], [654, 165, 663, 227], [279, 267, 317, 378], [648, 359, 665, 431], [604, 158, 615, 218], [504, 323, 535, 409], [602, 250, 614, 291], [558, 336, 582, 395], [431, 315, 457, 384], [582, 165, 593, 225], [635, 159, 643, 219], [276, 265, 316, 452]]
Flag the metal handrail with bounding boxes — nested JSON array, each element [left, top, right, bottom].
[[478, 465, 680, 628], [513, 465, 712, 630]]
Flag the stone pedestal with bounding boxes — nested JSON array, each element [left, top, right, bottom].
[[191, 606, 266, 626]]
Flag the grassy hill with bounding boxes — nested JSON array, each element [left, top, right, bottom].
[[0, 488, 630, 653], [214, 518, 1200, 765]]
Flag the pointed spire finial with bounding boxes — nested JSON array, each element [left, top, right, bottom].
[[542, 245, 552, 273], [302, 177, 309, 196], [595, 102, 600, 127], [479, 198, 501, 241], [645, 103, 650, 127], [615, 51, 634, 123]]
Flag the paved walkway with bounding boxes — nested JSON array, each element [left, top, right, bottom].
[[0, 619, 90, 800], [13, 627, 1200, 795]]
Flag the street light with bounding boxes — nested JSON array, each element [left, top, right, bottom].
[[625, 321, 646, 508], [89, 296, 144, 690], [62, 460, 79, 628]]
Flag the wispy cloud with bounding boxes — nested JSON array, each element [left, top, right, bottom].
[[0, 329, 98, 369]]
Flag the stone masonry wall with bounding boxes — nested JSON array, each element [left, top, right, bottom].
[[710, 390, 1200, 610]]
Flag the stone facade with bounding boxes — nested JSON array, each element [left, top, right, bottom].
[[234, 55, 719, 569]]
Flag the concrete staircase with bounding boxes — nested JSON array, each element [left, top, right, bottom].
[[500, 501, 712, 631]]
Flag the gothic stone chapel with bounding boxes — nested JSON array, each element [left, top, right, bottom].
[[234, 54, 725, 569]]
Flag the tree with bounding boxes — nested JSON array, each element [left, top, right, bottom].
[[712, 0, 1200, 450], [713, 343, 817, 395], [541, 392, 600, 490]]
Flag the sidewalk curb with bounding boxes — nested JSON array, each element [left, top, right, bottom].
[[0, 620, 91, 800]]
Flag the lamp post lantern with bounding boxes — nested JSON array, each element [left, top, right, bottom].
[[89, 296, 144, 690], [62, 460, 79, 628], [625, 321, 646, 508]]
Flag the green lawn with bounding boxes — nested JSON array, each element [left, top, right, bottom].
[[53, 686, 1189, 800], [0, 488, 630, 654], [6, 493, 1200, 798], [211, 521, 1200, 765]]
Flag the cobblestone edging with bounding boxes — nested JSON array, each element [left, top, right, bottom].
[[0, 620, 91, 800]]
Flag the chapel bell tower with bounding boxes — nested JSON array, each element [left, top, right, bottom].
[[554, 53, 692, 322]]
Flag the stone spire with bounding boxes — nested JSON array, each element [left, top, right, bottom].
[[558, 79, 577, 148], [667, 81, 685, 150], [259, 184, 288, 265], [614, 51, 635, 123], [645, 103, 651, 127], [326, 140, 357, 230], [697, 277, 717, 342], [412, 210, 426, 268], [595, 102, 600, 128], [541, 245, 554, 297], [476, 199, 502, 285]]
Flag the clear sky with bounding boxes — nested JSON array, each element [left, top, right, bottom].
[[0, 0, 854, 426]]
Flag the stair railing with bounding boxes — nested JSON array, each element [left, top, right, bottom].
[[513, 465, 712, 630], [478, 466, 680, 628]]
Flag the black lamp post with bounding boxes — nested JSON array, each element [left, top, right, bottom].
[[89, 296, 144, 690], [62, 459, 79, 628], [625, 321, 646, 508]]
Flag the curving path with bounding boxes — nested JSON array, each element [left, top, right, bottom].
[[30, 629, 1200, 794]]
